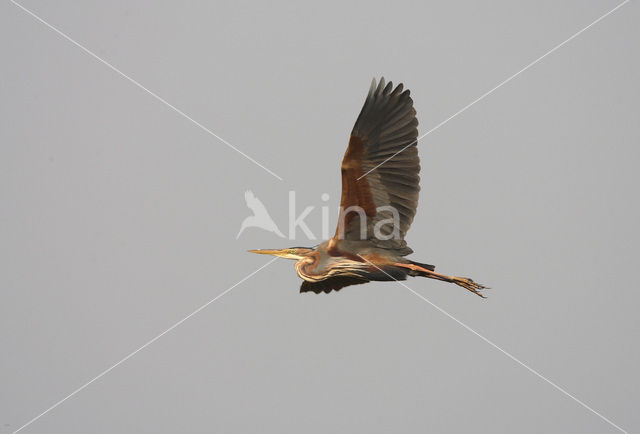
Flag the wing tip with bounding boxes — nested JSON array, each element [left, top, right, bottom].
[[370, 77, 409, 97]]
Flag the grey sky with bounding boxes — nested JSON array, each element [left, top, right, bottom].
[[1, 1, 638, 433]]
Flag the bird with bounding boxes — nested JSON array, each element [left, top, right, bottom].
[[237, 190, 285, 239], [250, 78, 487, 297]]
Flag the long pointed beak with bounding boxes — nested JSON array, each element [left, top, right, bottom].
[[248, 249, 305, 260], [248, 249, 286, 257]]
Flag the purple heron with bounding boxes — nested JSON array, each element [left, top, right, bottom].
[[250, 78, 486, 297]]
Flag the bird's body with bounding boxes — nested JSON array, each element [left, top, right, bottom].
[[250, 78, 486, 297]]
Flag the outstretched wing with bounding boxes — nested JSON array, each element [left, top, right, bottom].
[[335, 77, 420, 253]]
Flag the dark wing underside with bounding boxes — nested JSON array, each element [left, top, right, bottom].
[[336, 77, 420, 254], [299, 265, 410, 294], [300, 276, 369, 294]]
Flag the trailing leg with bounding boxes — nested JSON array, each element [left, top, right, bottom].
[[395, 262, 487, 298]]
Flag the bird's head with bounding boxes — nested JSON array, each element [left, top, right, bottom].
[[248, 247, 313, 260]]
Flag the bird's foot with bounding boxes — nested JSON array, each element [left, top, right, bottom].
[[453, 277, 488, 298]]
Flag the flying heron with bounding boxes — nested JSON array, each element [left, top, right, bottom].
[[250, 78, 487, 297]]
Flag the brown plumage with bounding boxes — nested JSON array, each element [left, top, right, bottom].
[[250, 78, 487, 297]]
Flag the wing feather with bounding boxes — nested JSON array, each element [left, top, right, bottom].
[[299, 276, 369, 294], [335, 77, 420, 254]]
